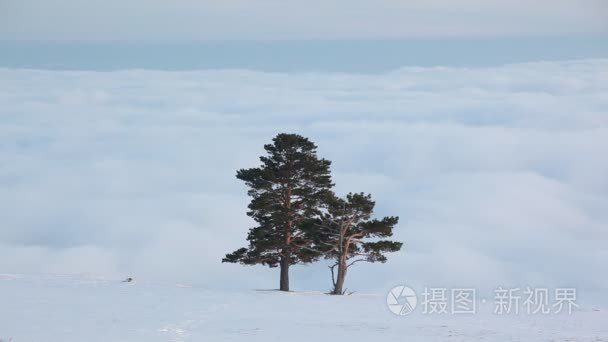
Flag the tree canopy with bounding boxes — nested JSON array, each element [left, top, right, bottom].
[[304, 192, 402, 294], [223, 133, 333, 291]]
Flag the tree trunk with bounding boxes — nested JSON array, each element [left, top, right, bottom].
[[279, 255, 290, 291], [332, 258, 347, 295]]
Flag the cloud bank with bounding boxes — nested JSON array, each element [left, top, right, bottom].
[[0, 60, 607, 304]]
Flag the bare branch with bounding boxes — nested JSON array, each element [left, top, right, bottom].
[[346, 258, 367, 268]]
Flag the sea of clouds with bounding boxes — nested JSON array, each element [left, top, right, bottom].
[[1, 60, 607, 304]]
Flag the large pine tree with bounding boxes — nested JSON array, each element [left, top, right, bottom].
[[305, 192, 402, 295], [222, 133, 333, 291]]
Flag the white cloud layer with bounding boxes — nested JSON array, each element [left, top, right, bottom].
[[1, 0, 607, 40], [1, 60, 607, 304]]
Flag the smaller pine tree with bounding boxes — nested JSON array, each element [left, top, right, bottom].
[[304, 192, 402, 295]]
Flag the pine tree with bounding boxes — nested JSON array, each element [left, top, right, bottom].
[[306, 192, 402, 295], [222, 133, 333, 291]]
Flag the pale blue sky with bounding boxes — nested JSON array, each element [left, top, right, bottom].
[[1, 1, 607, 70], [1, 0, 607, 40], [1, 37, 608, 71]]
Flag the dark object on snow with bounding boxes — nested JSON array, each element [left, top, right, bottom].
[[122, 277, 133, 283]]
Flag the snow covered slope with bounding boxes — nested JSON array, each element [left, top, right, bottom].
[[1, 274, 606, 341]]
